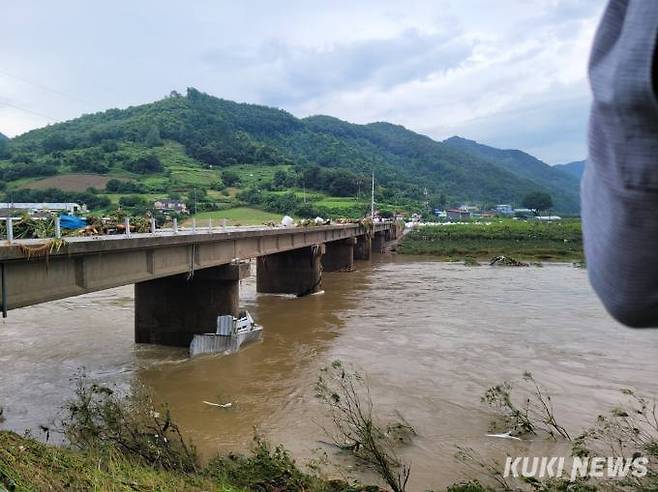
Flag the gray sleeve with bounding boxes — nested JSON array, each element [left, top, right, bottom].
[[583, 0, 658, 327]]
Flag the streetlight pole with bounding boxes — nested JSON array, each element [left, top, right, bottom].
[[370, 170, 375, 219]]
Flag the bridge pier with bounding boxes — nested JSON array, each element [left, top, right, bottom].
[[353, 235, 371, 260], [134, 262, 249, 346], [322, 238, 355, 271], [372, 231, 386, 254], [257, 245, 324, 296]]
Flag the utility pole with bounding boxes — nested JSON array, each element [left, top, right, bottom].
[[370, 170, 375, 219]]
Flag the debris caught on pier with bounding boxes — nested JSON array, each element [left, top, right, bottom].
[[190, 311, 262, 358]]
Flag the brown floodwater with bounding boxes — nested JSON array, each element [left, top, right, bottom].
[[2, 256, 658, 489]]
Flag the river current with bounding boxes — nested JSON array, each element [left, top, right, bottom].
[[2, 256, 657, 489]]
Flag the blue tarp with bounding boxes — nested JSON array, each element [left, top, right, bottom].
[[59, 214, 86, 229]]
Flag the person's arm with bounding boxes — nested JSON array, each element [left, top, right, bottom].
[[583, 0, 658, 327]]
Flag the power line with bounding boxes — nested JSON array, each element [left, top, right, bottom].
[[0, 101, 59, 122], [0, 68, 93, 108]]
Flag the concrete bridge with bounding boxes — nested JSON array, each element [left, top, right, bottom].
[[0, 222, 400, 346]]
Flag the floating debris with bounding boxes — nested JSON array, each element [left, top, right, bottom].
[[485, 432, 522, 441], [202, 401, 233, 408], [489, 256, 529, 267]]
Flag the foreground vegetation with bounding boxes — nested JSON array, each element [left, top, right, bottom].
[[399, 220, 583, 261]]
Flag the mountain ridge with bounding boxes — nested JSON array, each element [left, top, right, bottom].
[[1, 89, 580, 213], [554, 160, 585, 180], [442, 136, 580, 212]]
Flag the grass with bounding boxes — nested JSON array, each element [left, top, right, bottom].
[[0, 431, 375, 492], [399, 219, 583, 261], [104, 193, 164, 206], [223, 164, 292, 188], [183, 207, 287, 226], [0, 431, 221, 492]]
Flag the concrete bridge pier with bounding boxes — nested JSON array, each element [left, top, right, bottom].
[[135, 262, 249, 346], [353, 235, 371, 260], [372, 231, 386, 253], [322, 238, 355, 271], [257, 244, 324, 296]]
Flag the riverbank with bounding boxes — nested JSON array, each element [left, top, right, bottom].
[[0, 430, 380, 492], [398, 220, 583, 261]]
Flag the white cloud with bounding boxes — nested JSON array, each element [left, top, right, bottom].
[[0, 0, 604, 162]]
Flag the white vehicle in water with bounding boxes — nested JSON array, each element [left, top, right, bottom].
[[190, 311, 263, 358]]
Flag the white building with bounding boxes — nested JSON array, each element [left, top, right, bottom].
[[0, 202, 85, 214], [496, 204, 514, 215]]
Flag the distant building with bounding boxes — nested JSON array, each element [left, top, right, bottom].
[[513, 208, 535, 219], [536, 215, 562, 221], [446, 209, 471, 221], [0, 202, 85, 215], [153, 200, 188, 213], [496, 204, 514, 215]]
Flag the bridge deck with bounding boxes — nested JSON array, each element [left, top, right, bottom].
[[0, 223, 390, 261], [0, 222, 391, 310]]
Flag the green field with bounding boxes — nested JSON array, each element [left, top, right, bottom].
[[223, 163, 292, 188], [399, 220, 583, 261], [183, 207, 287, 226]]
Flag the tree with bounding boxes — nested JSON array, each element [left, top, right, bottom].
[[126, 154, 164, 174], [522, 192, 553, 215], [221, 169, 241, 187], [144, 126, 162, 147], [0, 134, 10, 159], [42, 133, 71, 152], [272, 169, 289, 190]]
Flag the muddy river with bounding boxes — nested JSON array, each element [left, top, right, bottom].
[[2, 256, 657, 489]]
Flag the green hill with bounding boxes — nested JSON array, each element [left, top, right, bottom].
[[443, 136, 581, 212], [554, 160, 585, 180], [0, 88, 580, 215], [0, 131, 9, 160]]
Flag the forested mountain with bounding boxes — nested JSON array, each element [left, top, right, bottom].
[[0, 88, 580, 212], [554, 160, 585, 180], [0, 132, 9, 159], [443, 136, 580, 212]]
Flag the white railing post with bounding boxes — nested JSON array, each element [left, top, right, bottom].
[[173, 218, 178, 234], [222, 218, 227, 229], [6, 217, 13, 242], [55, 216, 61, 238], [150, 218, 156, 234], [192, 218, 196, 233], [125, 217, 131, 237], [208, 217, 212, 233]]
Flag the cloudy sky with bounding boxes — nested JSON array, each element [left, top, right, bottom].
[[1, 0, 605, 163]]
